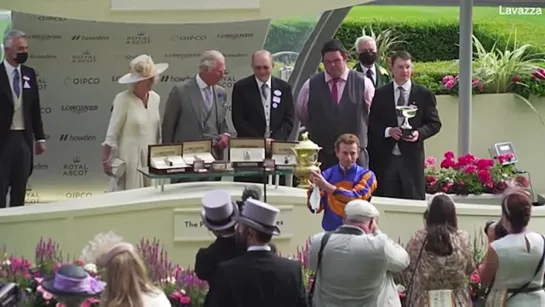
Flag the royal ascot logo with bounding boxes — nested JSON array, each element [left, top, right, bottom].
[[60, 104, 99, 114], [59, 134, 97, 142], [30, 54, 58, 60], [64, 77, 101, 86], [217, 33, 254, 40], [71, 50, 96, 64], [28, 34, 62, 41], [65, 191, 93, 199], [170, 35, 207, 41], [63, 156, 89, 177], [164, 53, 201, 60], [160, 75, 192, 83], [220, 75, 237, 88], [25, 187, 41, 204], [224, 53, 248, 58], [40, 106, 52, 114], [71, 35, 109, 41], [36, 73, 48, 91], [33, 162, 48, 171], [126, 32, 151, 45]]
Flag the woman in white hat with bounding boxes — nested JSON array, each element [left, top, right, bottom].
[[101, 55, 168, 191]]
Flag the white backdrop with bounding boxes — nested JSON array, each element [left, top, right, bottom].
[[12, 13, 271, 203]]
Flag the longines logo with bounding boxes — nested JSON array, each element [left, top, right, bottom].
[[30, 54, 57, 60], [59, 134, 97, 142], [224, 53, 248, 58], [40, 106, 52, 114], [33, 163, 48, 170], [65, 192, 93, 199], [28, 34, 62, 41], [71, 50, 96, 63], [170, 35, 207, 41], [164, 53, 200, 60], [71, 35, 109, 41], [126, 32, 151, 45], [64, 77, 100, 85], [115, 54, 139, 61], [25, 187, 41, 204], [60, 105, 99, 114], [160, 75, 192, 83], [217, 33, 253, 40], [36, 73, 48, 91], [63, 156, 88, 176]]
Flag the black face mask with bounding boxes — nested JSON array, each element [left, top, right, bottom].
[[359, 52, 377, 66], [14, 52, 28, 64]]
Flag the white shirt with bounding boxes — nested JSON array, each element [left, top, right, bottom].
[[248, 244, 272, 252], [360, 63, 376, 85], [384, 79, 412, 138], [196, 73, 213, 104], [255, 76, 272, 137]]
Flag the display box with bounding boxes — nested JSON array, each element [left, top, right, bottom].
[[228, 138, 266, 168], [147, 144, 188, 174], [182, 140, 215, 166], [271, 141, 297, 170]]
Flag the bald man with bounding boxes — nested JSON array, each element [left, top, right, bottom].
[[231, 50, 294, 184]]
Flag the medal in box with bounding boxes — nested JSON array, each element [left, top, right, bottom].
[[271, 141, 297, 170], [228, 138, 266, 168], [181, 140, 216, 168], [147, 144, 188, 174]]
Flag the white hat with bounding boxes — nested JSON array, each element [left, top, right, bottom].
[[235, 198, 280, 235], [345, 200, 379, 218], [200, 190, 239, 231], [118, 54, 168, 84]]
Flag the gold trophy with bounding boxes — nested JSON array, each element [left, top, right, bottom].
[[291, 132, 321, 188], [396, 105, 418, 137]]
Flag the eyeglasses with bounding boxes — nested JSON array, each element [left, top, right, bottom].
[[254, 65, 270, 70]]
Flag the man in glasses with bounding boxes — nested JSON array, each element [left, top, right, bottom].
[[231, 50, 294, 184]]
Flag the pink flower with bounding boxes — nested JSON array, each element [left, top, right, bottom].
[[464, 165, 477, 174], [444, 151, 455, 160], [476, 158, 494, 170], [533, 68, 545, 80], [442, 75, 454, 84], [478, 170, 491, 183], [424, 156, 436, 168], [470, 272, 481, 283], [440, 158, 456, 169], [37, 285, 54, 300], [444, 80, 456, 90]]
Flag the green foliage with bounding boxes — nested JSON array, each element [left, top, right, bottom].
[[264, 21, 316, 54]]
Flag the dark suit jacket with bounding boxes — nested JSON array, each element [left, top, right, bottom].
[[209, 251, 308, 307], [0, 63, 45, 175], [352, 62, 391, 88], [231, 75, 294, 140], [367, 81, 441, 198]]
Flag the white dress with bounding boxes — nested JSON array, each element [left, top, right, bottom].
[[490, 231, 545, 306], [103, 90, 161, 191], [141, 289, 172, 306]]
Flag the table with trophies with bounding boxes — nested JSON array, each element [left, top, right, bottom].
[[138, 135, 323, 201]]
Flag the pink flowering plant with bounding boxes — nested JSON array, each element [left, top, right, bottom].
[[424, 151, 524, 195], [0, 238, 205, 307], [441, 75, 485, 95]]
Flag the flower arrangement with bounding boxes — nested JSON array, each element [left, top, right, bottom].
[[441, 75, 485, 95], [424, 151, 528, 195], [0, 238, 204, 307]]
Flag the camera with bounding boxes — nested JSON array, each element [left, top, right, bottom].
[[484, 220, 508, 241], [0, 282, 20, 307]]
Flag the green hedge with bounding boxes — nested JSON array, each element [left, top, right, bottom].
[[265, 19, 543, 62]]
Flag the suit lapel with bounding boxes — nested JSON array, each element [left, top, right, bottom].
[[188, 77, 206, 130], [0, 63, 14, 106]]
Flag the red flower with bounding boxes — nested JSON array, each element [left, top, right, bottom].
[[478, 170, 491, 183], [476, 158, 494, 170], [512, 76, 521, 83], [470, 271, 481, 284], [458, 154, 475, 167], [533, 68, 545, 80], [464, 165, 477, 174], [440, 158, 456, 169], [444, 151, 455, 159]]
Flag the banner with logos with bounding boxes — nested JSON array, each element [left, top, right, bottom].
[[11, 13, 270, 203]]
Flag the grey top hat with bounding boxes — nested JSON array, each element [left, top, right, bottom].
[[201, 190, 239, 231], [235, 198, 280, 235]]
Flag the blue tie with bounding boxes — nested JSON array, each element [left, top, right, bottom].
[[13, 69, 20, 98]]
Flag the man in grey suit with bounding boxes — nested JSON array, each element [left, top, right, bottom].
[[162, 50, 230, 157]]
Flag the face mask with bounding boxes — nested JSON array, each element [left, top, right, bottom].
[[14, 52, 28, 64], [358, 52, 377, 66]]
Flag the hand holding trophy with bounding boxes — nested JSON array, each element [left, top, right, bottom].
[[292, 132, 321, 188], [395, 105, 418, 138]]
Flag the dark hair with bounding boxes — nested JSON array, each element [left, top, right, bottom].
[[425, 194, 458, 256], [237, 185, 262, 210], [390, 51, 412, 66], [321, 39, 347, 56], [484, 220, 508, 240], [501, 190, 531, 233]]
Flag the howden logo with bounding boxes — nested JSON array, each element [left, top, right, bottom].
[[71, 35, 109, 41], [160, 75, 192, 83], [59, 134, 96, 142]]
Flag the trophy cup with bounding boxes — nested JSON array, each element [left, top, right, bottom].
[[396, 105, 418, 138], [291, 132, 321, 188]]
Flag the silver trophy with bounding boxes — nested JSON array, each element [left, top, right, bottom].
[[396, 105, 418, 137]]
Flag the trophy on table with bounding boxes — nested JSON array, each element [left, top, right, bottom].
[[396, 105, 418, 138], [292, 132, 321, 188]]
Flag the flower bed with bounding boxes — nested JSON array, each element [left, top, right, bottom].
[[424, 151, 529, 195]]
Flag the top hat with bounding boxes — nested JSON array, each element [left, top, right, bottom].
[[41, 264, 105, 297], [235, 198, 280, 235], [117, 54, 168, 84], [200, 190, 239, 231]]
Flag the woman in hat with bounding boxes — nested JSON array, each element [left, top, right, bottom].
[[101, 55, 168, 191], [81, 232, 171, 306], [41, 264, 105, 307]]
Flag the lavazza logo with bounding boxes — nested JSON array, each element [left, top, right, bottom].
[[71, 50, 96, 63], [64, 77, 100, 86], [160, 75, 192, 83], [71, 35, 109, 41], [59, 134, 96, 142], [126, 32, 151, 45], [60, 104, 98, 114], [63, 156, 88, 177], [164, 53, 201, 60]]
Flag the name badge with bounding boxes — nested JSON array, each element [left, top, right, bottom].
[[428, 290, 454, 307]]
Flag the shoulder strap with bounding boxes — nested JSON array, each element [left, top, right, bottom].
[[308, 232, 333, 297], [405, 237, 427, 299], [508, 235, 545, 299]]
